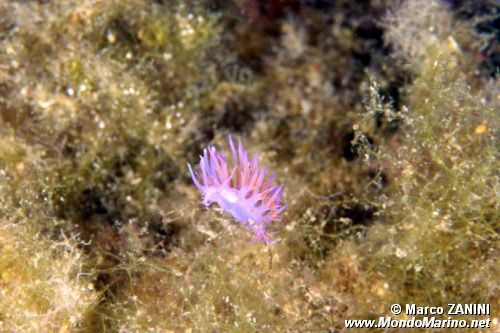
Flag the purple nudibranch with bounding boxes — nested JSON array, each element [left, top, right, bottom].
[[188, 136, 286, 243]]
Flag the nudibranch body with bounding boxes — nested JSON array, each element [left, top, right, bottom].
[[188, 137, 286, 243]]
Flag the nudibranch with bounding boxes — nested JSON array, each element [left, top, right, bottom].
[[188, 136, 286, 243]]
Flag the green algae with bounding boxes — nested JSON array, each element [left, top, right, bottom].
[[0, 0, 498, 332]]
